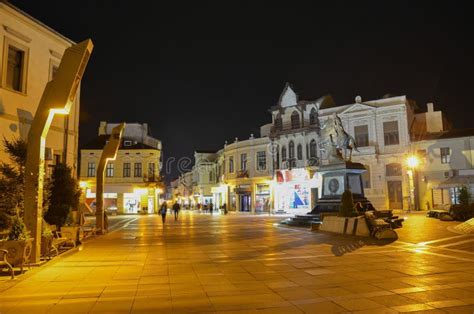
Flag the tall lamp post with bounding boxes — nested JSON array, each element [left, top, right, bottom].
[[96, 123, 125, 233], [406, 155, 420, 211], [24, 40, 93, 264]]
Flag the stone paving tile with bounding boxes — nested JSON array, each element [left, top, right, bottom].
[[1, 213, 474, 312]]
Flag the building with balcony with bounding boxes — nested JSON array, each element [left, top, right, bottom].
[[0, 1, 80, 175], [79, 121, 163, 214]]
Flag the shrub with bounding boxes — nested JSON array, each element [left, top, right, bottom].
[[338, 190, 358, 217], [0, 138, 27, 231], [449, 203, 474, 221], [44, 163, 81, 228], [8, 216, 30, 241]]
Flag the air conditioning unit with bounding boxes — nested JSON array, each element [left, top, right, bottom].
[[45, 147, 53, 161]]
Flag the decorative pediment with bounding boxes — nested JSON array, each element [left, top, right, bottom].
[[278, 82, 298, 108], [340, 103, 376, 115]]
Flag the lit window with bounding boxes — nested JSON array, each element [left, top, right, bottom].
[[383, 121, 399, 146], [106, 163, 114, 177], [124, 140, 132, 147], [229, 156, 234, 173], [123, 162, 131, 177], [440, 147, 451, 164], [87, 162, 96, 177], [257, 151, 266, 171], [148, 162, 155, 178], [354, 125, 369, 147], [240, 153, 247, 171], [134, 163, 142, 177]]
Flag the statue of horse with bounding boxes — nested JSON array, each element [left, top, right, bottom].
[[332, 113, 359, 161], [319, 113, 359, 162]]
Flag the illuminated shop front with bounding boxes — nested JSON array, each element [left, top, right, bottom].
[[274, 169, 321, 215], [255, 183, 271, 213]]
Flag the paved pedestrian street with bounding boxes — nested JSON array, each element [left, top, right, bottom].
[[1, 212, 474, 313]]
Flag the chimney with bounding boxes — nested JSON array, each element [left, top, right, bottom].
[[427, 103, 434, 113]]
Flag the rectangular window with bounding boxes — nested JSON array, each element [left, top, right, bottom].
[[240, 153, 247, 171], [6, 46, 25, 92], [256, 151, 266, 171], [148, 162, 155, 178], [87, 162, 96, 177], [229, 156, 234, 173], [124, 140, 132, 147], [106, 163, 114, 177], [123, 162, 131, 177], [440, 147, 451, 164], [354, 125, 369, 147], [134, 163, 142, 177], [383, 121, 400, 146]]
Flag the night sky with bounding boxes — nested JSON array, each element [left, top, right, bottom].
[[10, 1, 474, 180]]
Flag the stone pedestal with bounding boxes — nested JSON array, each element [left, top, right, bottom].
[[311, 161, 370, 214]]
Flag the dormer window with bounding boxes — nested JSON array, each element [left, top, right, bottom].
[[309, 108, 318, 125], [274, 114, 282, 130], [124, 140, 132, 147], [291, 111, 300, 129]]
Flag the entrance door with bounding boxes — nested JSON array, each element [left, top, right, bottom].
[[239, 194, 251, 212], [387, 181, 403, 209]]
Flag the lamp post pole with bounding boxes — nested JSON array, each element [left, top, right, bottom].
[[96, 123, 125, 234], [24, 40, 93, 264], [406, 155, 420, 211]]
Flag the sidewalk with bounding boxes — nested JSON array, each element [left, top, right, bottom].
[[1, 212, 473, 313]]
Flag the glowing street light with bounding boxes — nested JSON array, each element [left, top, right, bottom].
[[406, 154, 420, 211], [24, 39, 93, 264]]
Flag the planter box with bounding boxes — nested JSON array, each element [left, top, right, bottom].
[[320, 216, 370, 237], [41, 236, 53, 257], [60, 226, 79, 246], [0, 238, 33, 272]]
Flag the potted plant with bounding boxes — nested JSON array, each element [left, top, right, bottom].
[[0, 216, 33, 272], [40, 222, 54, 257]]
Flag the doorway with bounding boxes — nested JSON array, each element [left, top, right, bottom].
[[387, 180, 403, 209], [239, 194, 251, 212]]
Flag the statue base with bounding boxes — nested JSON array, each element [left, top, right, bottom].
[[310, 161, 371, 214]]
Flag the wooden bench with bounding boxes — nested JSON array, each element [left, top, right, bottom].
[[365, 211, 398, 239], [0, 249, 14, 279], [80, 224, 97, 239], [50, 230, 70, 256]]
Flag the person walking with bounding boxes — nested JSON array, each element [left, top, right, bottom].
[[160, 202, 167, 224], [209, 202, 214, 215], [172, 201, 180, 221], [222, 203, 227, 215]]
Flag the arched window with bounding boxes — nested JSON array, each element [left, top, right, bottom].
[[289, 141, 295, 160], [309, 108, 318, 125], [274, 114, 282, 130], [281, 146, 287, 161], [291, 111, 300, 129], [297, 144, 303, 160], [386, 163, 402, 177], [309, 139, 317, 158]]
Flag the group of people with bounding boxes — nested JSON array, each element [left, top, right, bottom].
[[196, 202, 228, 215], [159, 201, 181, 223]]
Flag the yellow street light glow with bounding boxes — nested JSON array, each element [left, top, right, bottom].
[[407, 155, 419, 169]]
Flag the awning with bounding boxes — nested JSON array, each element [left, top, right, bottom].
[[437, 176, 474, 188]]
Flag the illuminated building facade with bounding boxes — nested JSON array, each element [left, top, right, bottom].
[[79, 122, 163, 214], [0, 1, 80, 175]]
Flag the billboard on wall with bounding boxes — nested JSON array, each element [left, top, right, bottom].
[[276, 169, 309, 183]]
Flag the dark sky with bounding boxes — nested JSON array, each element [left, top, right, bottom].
[[10, 1, 474, 180]]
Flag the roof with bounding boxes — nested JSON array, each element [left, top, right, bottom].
[[415, 128, 474, 141], [195, 150, 217, 154], [81, 135, 158, 150], [438, 175, 474, 188], [0, 0, 75, 45]]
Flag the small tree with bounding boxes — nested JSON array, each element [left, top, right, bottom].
[[44, 163, 81, 228], [458, 186, 470, 207], [0, 137, 27, 231], [339, 189, 358, 217]]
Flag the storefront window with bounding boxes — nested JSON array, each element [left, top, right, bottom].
[[255, 184, 270, 212]]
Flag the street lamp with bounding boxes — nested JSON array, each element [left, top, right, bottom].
[[406, 155, 420, 211]]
